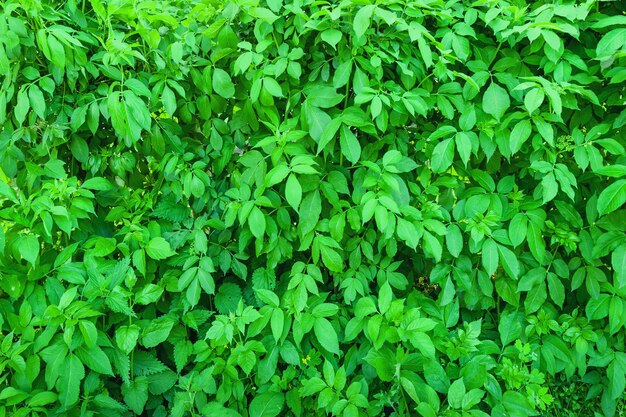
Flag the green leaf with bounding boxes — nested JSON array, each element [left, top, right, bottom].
[[285, 174, 302, 212], [547, 273, 565, 307], [122, 377, 149, 415], [135, 284, 163, 305], [186, 278, 201, 306], [353, 5, 376, 37], [71, 137, 89, 163], [265, 164, 290, 187], [141, 318, 174, 348], [18, 235, 39, 266], [249, 207, 266, 239], [76, 346, 114, 375], [317, 117, 342, 153], [541, 172, 558, 203], [509, 213, 527, 247], [431, 138, 455, 173], [502, 391, 534, 417], [481, 239, 499, 276], [58, 354, 85, 407], [378, 281, 392, 315], [446, 224, 463, 257], [339, 125, 361, 164], [498, 312, 522, 346], [28, 85, 46, 119], [498, 244, 520, 279], [597, 179, 626, 215], [596, 28, 626, 59], [333, 60, 352, 88], [301, 377, 326, 396], [162, 86, 177, 115], [524, 283, 547, 313], [215, 283, 242, 313], [47, 34, 66, 69], [71, 106, 87, 131], [14, 89, 29, 125], [482, 82, 510, 121], [320, 245, 343, 272], [116, 325, 140, 354], [314, 318, 339, 355], [586, 294, 610, 320], [212, 68, 235, 98], [271, 308, 284, 342], [455, 132, 472, 166], [82, 177, 113, 190], [249, 392, 285, 417], [78, 320, 98, 348], [307, 86, 344, 109], [299, 191, 321, 235], [203, 403, 243, 417], [423, 231, 442, 262], [524, 88, 544, 114], [263, 77, 283, 97], [145, 237, 174, 260], [321, 29, 342, 48], [448, 379, 465, 409], [510, 119, 532, 155], [613, 244, 626, 289]]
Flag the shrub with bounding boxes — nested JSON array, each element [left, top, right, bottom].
[[0, 0, 625, 416]]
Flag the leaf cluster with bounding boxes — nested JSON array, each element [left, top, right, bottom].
[[0, 0, 625, 416]]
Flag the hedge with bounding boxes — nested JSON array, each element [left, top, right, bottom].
[[0, 0, 625, 416]]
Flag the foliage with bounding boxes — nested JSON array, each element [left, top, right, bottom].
[[0, 0, 625, 416]]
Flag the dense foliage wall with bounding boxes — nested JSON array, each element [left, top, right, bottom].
[[1, 0, 625, 416]]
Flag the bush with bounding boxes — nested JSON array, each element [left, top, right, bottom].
[[0, 0, 625, 416]]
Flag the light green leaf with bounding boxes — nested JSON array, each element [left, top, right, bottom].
[[249, 392, 285, 417], [18, 235, 39, 266], [47, 34, 66, 69], [162, 86, 177, 115], [482, 82, 510, 120], [314, 317, 339, 354], [308, 86, 344, 109], [340, 125, 361, 164], [122, 377, 149, 415], [145, 237, 174, 260], [285, 174, 302, 212], [321, 29, 342, 48], [510, 119, 532, 155], [320, 245, 343, 272], [263, 77, 283, 97], [524, 88, 544, 114], [141, 318, 174, 348], [28, 85, 46, 119], [249, 207, 266, 239], [509, 213, 527, 247], [14, 89, 29, 125], [597, 179, 626, 215], [446, 224, 463, 257], [481, 239, 499, 276], [542, 172, 558, 203], [58, 354, 85, 407], [431, 138, 455, 173], [333, 60, 352, 88], [378, 281, 392, 315], [353, 5, 376, 37], [271, 308, 284, 342], [498, 244, 520, 279], [212, 68, 235, 98], [116, 325, 140, 354]]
